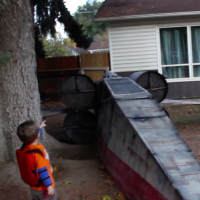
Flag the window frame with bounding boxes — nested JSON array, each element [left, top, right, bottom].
[[157, 23, 200, 82]]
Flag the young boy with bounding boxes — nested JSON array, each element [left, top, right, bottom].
[[16, 120, 57, 200]]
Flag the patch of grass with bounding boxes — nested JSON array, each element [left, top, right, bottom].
[[164, 105, 200, 125]]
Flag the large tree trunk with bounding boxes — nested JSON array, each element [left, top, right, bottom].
[[0, 0, 63, 162]]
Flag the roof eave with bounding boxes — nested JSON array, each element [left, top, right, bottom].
[[94, 11, 200, 22]]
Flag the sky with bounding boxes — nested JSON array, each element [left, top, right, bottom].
[[57, 0, 96, 38], [65, 0, 89, 14]]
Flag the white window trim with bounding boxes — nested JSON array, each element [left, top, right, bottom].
[[187, 26, 193, 79], [157, 23, 200, 82], [162, 64, 188, 67]]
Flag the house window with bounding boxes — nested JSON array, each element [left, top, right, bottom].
[[160, 25, 200, 80], [192, 26, 200, 77], [160, 27, 189, 79]]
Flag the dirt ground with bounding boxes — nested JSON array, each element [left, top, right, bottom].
[[0, 112, 124, 200], [164, 104, 200, 162], [1, 103, 200, 200]]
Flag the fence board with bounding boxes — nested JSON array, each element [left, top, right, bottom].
[[37, 56, 80, 71], [81, 53, 110, 68], [84, 70, 106, 81]]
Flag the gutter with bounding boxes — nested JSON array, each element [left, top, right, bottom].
[[94, 11, 200, 22]]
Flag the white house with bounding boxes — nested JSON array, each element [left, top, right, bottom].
[[94, 0, 200, 99]]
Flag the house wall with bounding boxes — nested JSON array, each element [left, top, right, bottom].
[[108, 16, 200, 99], [109, 25, 158, 72]]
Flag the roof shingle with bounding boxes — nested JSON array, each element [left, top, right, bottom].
[[95, 0, 200, 20]]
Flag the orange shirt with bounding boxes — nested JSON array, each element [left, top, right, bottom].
[[27, 144, 55, 191]]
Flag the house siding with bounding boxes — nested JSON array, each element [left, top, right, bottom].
[[109, 17, 200, 74], [108, 17, 200, 99], [109, 25, 158, 72], [167, 82, 200, 99]]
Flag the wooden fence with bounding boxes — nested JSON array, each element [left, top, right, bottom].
[[37, 56, 80, 71], [37, 56, 80, 101], [37, 53, 110, 101], [80, 53, 110, 81]]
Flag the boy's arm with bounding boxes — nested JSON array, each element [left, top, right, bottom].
[[38, 128, 43, 137], [34, 153, 52, 187], [38, 166, 52, 186], [39, 120, 46, 137]]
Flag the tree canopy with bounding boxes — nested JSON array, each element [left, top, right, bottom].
[[74, 0, 107, 38], [32, 0, 93, 57], [42, 34, 68, 58]]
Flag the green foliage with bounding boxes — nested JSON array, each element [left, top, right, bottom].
[[32, 0, 93, 53], [64, 38, 74, 48], [41, 34, 68, 58], [0, 55, 10, 66], [74, 0, 107, 37]]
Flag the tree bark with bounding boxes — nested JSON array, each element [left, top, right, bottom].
[[0, 0, 63, 162]]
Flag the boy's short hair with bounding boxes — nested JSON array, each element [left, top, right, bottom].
[[17, 120, 39, 145]]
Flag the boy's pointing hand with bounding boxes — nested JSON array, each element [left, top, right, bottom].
[[39, 120, 46, 129]]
